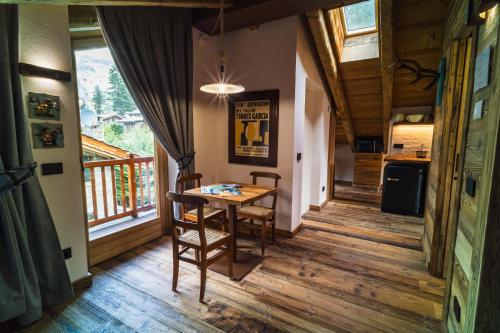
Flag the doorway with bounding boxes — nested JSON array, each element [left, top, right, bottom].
[[73, 43, 166, 266]]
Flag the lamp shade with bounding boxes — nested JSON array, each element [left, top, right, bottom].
[[200, 82, 245, 95]]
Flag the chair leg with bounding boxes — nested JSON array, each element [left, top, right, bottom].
[[271, 221, 276, 245], [227, 240, 234, 280], [199, 252, 207, 303], [195, 250, 200, 270], [172, 244, 179, 292], [261, 219, 267, 256]]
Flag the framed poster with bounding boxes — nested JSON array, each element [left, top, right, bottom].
[[228, 90, 279, 167]]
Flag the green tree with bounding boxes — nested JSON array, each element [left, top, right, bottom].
[[108, 64, 135, 115], [103, 123, 124, 146], [92, 85, 105, 114]]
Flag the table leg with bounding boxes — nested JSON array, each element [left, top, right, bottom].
[[228, 204, 238, 262]]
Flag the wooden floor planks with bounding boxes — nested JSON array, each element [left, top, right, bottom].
[[13, 199, 445, 333]]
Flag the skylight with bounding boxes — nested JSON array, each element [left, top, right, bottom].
[[342, 0, 377, 35]]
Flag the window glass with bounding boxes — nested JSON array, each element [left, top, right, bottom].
[[343, 0, 376, 34]]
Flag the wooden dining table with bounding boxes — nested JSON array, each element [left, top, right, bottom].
[[184, 182, 277, 280]]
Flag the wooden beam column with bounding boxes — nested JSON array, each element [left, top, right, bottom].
[[6, 0, 231, 7], [379, 0, 393, 153], [306, 9, 356, 151]]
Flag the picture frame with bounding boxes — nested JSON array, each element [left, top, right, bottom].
[[228, 90, 279, 167], [28, 92, 61, 120], [31, 123, 64, 149]]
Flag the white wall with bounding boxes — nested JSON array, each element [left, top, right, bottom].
[[19, 5, 88, 282], [193, 16, 297, 231], [334, 144, 355, 182], [296, 19, 331, 216]]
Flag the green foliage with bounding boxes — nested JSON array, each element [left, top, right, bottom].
[[104, 123, 125, 146], [92, 85, 105, 114], [103, 123, 154, 157], [108, 64, 136, 115]]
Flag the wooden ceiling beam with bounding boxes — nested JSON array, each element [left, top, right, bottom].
[[379, 0, 393, 153], [193, 0, 365, 34], [306, 9, 356, 151], [3, 0, 231, 8]]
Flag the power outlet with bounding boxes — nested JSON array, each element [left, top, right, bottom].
[[62, 247, 72, 260], [393, 143, 404, 149]]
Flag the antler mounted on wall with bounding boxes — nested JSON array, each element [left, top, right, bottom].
[[388, 56, 440, 90]]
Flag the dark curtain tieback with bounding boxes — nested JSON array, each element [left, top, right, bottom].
[[176, 153, 195, 172]]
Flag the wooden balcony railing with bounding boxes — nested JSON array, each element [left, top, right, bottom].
[[83, 153, 156, 228]]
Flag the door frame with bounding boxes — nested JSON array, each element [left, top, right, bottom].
[[71, 39, 169, 268]]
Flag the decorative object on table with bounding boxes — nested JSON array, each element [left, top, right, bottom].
[[31, 123, 64, 148], [201, 184, 242, 196], [406, 114, 425, 123], [199, 0, 244, 97], [416, 144, 428, 158], [228, 90, 279, 167], [28, 92, 61, 120], [473, 99, 485, 120], [473, 45, 493, 92]]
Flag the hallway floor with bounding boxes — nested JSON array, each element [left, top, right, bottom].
[[17, 200, 444, 333]]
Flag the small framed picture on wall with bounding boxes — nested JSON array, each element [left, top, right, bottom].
[[228, 90, 279, 167]]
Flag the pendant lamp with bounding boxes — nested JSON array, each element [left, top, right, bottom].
[[200, 0, 244, 97]]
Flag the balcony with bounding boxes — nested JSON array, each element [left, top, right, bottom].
[[83, 153, 156, 237]]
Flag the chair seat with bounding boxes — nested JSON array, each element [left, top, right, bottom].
[[185, 206, 225, 222], [237, 205, 274, 220], [178, 229, 230, 247]]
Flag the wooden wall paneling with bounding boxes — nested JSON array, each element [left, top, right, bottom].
[[474, 51, 500, 331], [392, 0, 448, 108], [379, 0, 394, 153], [424, 39, 460, 274], [353, 153, 382, 188], [464, 7, 500, 332], [442, 36, 474, 280], [435, 38, 470, 277]]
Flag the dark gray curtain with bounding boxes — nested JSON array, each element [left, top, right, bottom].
[[0, 5, 73, 325], [96, 6, 195, 181]]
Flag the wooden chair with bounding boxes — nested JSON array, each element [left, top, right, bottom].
[[168, 192, 233, 302], [236, 171, 281, 256], [176, 173, 227, 230]]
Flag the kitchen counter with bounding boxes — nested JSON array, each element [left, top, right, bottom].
[[384, 156, 431, 163]]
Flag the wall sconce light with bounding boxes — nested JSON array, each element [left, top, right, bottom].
[[19, 63, 71, 82]]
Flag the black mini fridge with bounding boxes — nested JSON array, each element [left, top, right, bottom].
[[381, 163, 427, 216]]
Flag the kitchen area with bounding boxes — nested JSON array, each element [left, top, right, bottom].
[[334, 107, 434, 217]]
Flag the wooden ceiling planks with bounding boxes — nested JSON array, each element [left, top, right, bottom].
[[192, 0, 366, 34]]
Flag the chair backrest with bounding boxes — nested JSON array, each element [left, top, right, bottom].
[[176, 173, 203, 193], [167, 191, 209, 247], [250, 171, 281, 211]]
